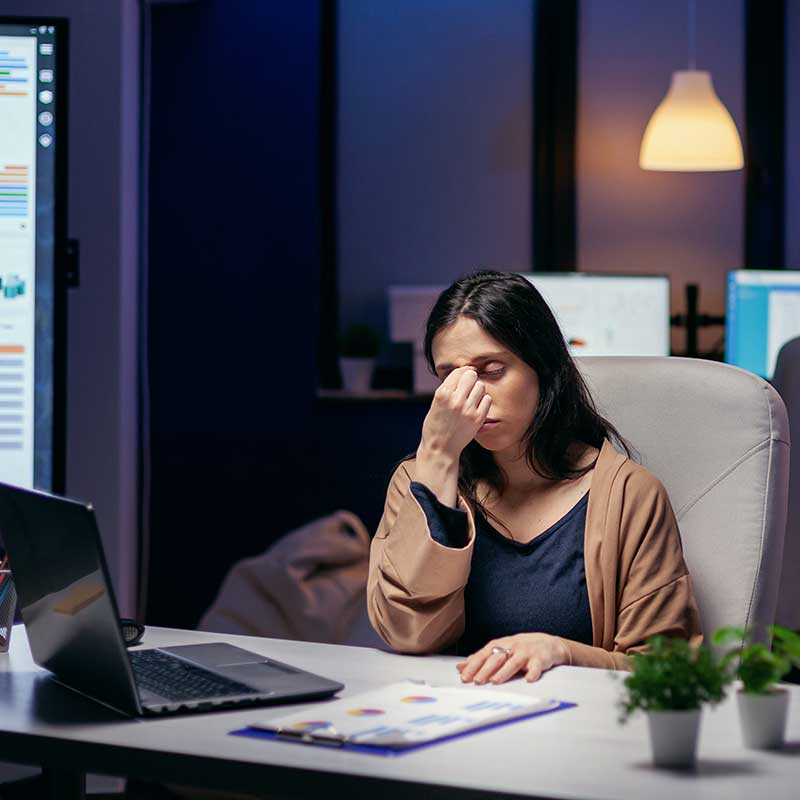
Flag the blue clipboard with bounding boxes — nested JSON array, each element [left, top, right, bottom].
[[231, 700, 576, 756]]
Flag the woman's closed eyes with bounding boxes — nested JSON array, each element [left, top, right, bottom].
[[438, 364, 505, 382]]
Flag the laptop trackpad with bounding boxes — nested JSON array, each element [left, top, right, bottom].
[[218, 661, 299, 686], [160, 643, 301, 686]]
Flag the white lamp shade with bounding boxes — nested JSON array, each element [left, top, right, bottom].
[[639, 70, 744, 171]]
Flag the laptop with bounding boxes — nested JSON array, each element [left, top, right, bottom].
[[0, 482, 344, 716]]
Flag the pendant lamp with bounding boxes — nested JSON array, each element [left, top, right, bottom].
[[639, 1, 743, 172]]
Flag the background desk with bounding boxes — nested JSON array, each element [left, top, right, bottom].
[[1, 625, 799, 799]]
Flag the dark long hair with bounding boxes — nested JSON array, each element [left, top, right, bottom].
[[399, 270, 629, 532]]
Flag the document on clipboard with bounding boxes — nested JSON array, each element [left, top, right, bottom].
[[233, 681, 575, 754]]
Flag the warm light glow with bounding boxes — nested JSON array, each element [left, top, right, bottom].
[[639, 71, 744, 172]]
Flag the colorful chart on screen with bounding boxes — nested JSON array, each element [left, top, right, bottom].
[[0, 20, 62, 490]]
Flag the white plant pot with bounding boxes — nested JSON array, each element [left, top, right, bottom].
[[339, 357, 375, 394], [646, 709, 701, 768], [737, 688, 789, 750]]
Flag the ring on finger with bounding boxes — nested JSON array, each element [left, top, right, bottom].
[[491, 646, 513, 658]]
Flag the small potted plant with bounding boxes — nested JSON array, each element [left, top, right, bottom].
[[713, 625, 800, 749], [618, 636, 729, 768], [338, 323, 380, 394]]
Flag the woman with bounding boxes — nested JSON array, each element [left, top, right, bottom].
[[367, 270, 702, 685]]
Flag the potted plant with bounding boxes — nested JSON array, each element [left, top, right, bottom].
[[618, 635, 729, 768], [713, 625, 800, 749], [338, 324, 380, 394]]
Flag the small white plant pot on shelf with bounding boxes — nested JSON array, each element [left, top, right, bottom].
[[339, 357, 375, 394], [737, 688, 789, 749], [646, 709, 701, 768]]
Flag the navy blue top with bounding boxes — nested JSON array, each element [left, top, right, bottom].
[[409, 481, 594, 656]]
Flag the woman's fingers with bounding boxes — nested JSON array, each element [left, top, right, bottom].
[[440, 364, 472, 389], [525, 658, 544, 683], [434, 366, 471, 403], [476, 392, 493, 422], [465, 378, 487, 411], [470, 652, 509, 685], [421, 365, 489, 461], [489, 653, 527, 684], [458, 649, 490, 683], [451, 368, 478, 404], [457, 636, 561, 684]]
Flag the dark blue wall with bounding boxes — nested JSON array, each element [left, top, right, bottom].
[[788, 1, 800, 266], [337, 0, 533, 338], [148, 1, 322, 431], [145, 0, 424, 628]]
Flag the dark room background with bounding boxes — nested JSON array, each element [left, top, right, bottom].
[[142, 0, 793, 630], [0, 0, 794, 634], [144, 1, 427, 628]]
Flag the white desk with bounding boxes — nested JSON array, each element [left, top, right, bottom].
[[1, 625, 799, 799]]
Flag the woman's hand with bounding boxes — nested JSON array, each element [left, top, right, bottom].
[[412, 366, 492, 508], [419, 367, 493, 463], [456, 634, 570, 684]]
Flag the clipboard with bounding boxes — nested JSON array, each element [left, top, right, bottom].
[[231, 681, 576, 756]]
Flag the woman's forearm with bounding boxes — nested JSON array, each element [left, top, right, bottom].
[[414, 443, 460, 508]]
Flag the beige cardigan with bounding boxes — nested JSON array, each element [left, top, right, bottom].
[[367, 440, 703, 668]]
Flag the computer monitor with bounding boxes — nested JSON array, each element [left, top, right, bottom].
[[0, 18, 68, 491], [521, 273, 671, 357], [388, 272, 671, 393], [725, 269, 800, 379]]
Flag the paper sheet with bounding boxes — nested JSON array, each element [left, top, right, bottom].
[[247, 681, 566, 748]]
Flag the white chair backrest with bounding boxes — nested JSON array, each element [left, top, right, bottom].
[[577, 357, 790, 639]]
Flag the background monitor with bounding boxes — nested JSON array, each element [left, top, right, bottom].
[[522, 273, 671, 357], [389, 272, 671, 394], [0, 18, 67, 491], [725, 269, 800, 379]]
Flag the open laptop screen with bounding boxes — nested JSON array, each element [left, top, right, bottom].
[[0, 483, 141, 714]]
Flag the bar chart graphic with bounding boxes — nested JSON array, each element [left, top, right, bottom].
[[0, 32, 39, 487], [0, 166, 29, 218], [0, 345, 25, 452], [0, 47, 30, 97], [0, 36, 35, 228]]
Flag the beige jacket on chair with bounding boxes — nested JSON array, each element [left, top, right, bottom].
[[367, 439, 703, 668], [200, 510, 384, 648]]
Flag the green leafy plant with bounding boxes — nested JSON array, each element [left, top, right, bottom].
[[712, 625, 800, 695], [618, 636, 730, 723], [339, 324, 380, 359]]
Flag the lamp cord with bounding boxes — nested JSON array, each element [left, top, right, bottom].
[[688, 0, 696, 70]]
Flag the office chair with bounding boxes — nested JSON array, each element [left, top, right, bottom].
[[772, 337, 800, 633], [577, 357, 790, 641]]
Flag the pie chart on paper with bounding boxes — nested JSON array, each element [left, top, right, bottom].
[[290, 721, 333, 731], [347, 708, 385, 716]]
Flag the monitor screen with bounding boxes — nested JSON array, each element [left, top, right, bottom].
[[522, 273, 671, 357], [0, 19, 66, 491], [388, 273, 671, 394], [725, 269, 800, 379]]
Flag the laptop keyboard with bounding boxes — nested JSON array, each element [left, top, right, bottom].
[[130, 648, 259, 703]]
